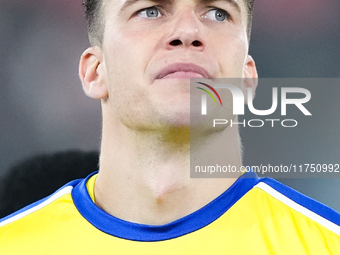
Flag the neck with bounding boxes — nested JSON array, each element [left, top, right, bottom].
[[95, 113, 242, 225]]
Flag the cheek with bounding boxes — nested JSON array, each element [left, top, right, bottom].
[[102, 31, 141, 98], [102, 31, 158, 126], [103, 26, 158, 83], [209, 29, 248, 76], [103, 33, 138, 77]]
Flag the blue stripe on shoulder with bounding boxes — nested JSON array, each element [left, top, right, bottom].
[[0, 179, 82, 224], [260, 177, 340, 227]]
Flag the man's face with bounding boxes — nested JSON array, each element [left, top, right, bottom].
[[98, 0, 255, 130]]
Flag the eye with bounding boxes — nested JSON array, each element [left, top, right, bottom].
[[136, 6, 162, 19], [203, 8, 230, 22]]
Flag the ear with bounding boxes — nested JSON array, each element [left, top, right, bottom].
[[242, 55, 258, 103], [79, 47, 108, 99]]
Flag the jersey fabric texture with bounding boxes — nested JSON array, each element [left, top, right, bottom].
[[1, 171, 340, 254]]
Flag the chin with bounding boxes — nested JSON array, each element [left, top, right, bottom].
[[161, 111, 191, 128]]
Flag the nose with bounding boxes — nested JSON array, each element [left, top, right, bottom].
[[165, 8, 206, 52]]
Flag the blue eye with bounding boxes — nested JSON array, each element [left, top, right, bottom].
[[137, 6, 161, 18], [204, 9, 229, 22]]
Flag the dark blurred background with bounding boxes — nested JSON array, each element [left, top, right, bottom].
[[0, 0, 339, 211]]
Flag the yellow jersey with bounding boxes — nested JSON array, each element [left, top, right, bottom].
[[1, 171, 340, 254]]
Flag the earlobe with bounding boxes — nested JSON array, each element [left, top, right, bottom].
[[79, 47, 108, 100], [242, 55, 258, 103]]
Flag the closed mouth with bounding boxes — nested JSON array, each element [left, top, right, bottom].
[[155, 63, 210, 80]]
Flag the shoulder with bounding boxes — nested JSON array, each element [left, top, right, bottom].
[[0, 179, 81, 246], [243, 176, 340, 239], [256, 177, 340, 232], [220, 175, 340, 253]]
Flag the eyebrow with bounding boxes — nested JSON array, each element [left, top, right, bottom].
[[119, 0, 241, 14], [201, 0, 241, 13]]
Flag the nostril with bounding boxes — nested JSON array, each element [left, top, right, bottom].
[[192, 40, 202, 47], [170, 39, 182, 46]]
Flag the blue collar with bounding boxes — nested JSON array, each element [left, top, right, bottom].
[[72, 171, 259, 241]]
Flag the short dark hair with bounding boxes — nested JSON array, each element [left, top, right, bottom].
[[0, 150, 99, 218], [83, 0, 104, 46], [83, 0, 255, 46]]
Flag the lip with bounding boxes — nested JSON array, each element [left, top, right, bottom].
[[155, 63, 211, 79]]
